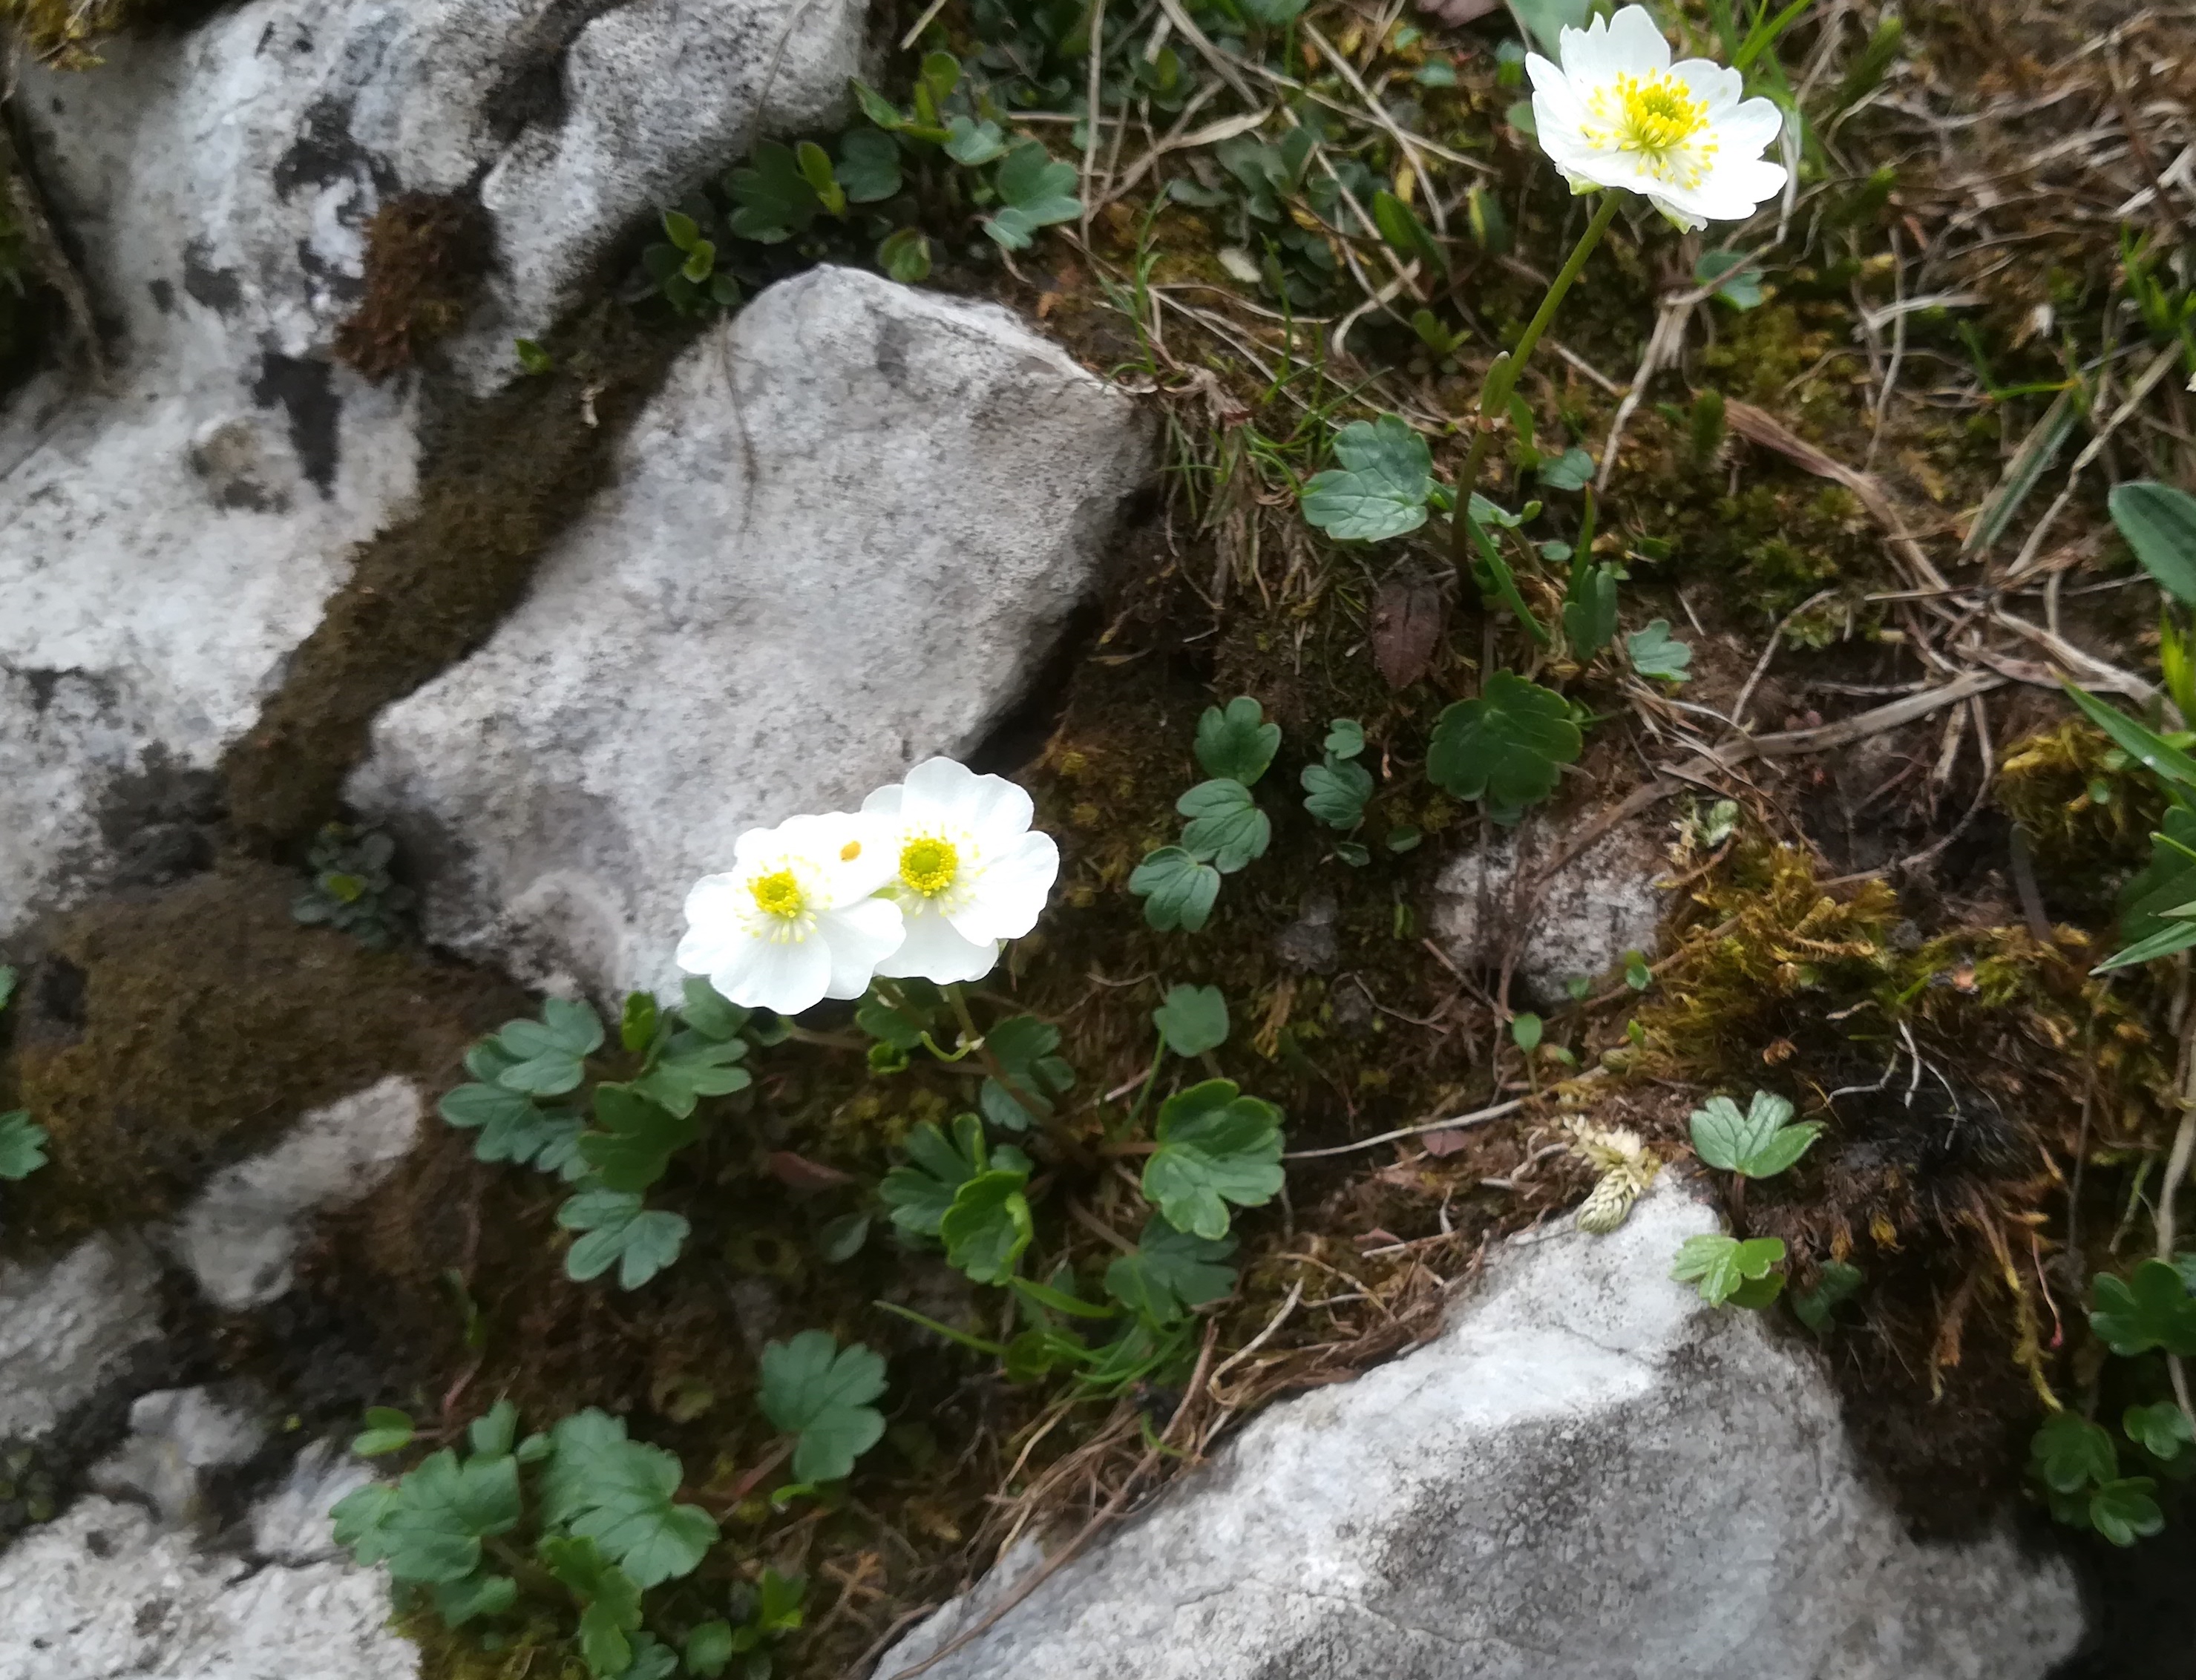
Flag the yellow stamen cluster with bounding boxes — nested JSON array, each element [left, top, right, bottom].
[[899, 836, 959, 898], [1582, 70, 1717, 188], [1614, 72, 1708, 152], [748, 868, 806, 921]]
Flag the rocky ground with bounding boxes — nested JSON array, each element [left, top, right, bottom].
[[1, 0, 2193, 1676]]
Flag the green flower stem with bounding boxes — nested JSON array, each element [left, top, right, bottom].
[[1449, 190, 1625, 583], [485, 1536, 563, 1604], [945, 982, 1095, 1169], [874, 1299, 1008, 1356], [1119, 1037, 1167, 1135], [778, 1023, 867, 1051]]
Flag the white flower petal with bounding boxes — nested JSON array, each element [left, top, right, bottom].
[[1717, 96, 1786, 154], [1603, 4, 1672, 72], [682, 872, 748, 925], [948, 831, 1058, 945], [819, 897, 908, 998], [811, 813, 897, 902], [1524, 50, 1567, 96], [876, 905, 1000, 985], [1555, 14, 1619, 82], [896, 756, 986, 827], [1670, 56, 1743, 116], [712, 931, 834, 1016], [1527, 4, 1784, 226]]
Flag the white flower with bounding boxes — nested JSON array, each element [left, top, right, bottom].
[[1527, 4, 1788, 231], [677, 813, 906, 1015], [861, 758, 1060, 985]]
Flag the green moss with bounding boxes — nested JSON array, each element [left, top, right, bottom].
[[1618, 839, 2175, 1530], [2, 859, 528, 1251], [1997, 718, 2163, 908], [221, 301, 691, 846], [1, 0, 212, 65]]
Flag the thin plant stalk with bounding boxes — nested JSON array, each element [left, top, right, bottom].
[[1449, 191, 1625, 583]]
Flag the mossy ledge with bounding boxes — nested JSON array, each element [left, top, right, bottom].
[[220, 299, 691, 849]]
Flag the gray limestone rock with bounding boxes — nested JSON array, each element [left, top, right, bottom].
[[350, 264, 1153, 1000], [88, 1386, 270, 1527], [171, 1076, 422, 1311], [0, 1494, 415, 1680], [1429, 817, 1669, 1007], [0, 0, 859, 939], [0, 1235, 163, 1444], [874, 1184, 2083, 1680]]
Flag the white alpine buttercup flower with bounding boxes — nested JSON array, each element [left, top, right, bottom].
[[677, 812, 906, 1015], [862, 757, 1061, 985], [1527, 4, 1788, 231]]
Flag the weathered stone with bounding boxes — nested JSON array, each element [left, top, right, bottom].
[[88, 1386, 269, 1526], [350, 265, 1153, 1000], [0, 1235, 162, 1443], [479, 0, 865, 340], [0, 0, 860, 939], [252, 1439, 379, 1566], [1429, 818, 1668, 1007], [875, 1184, 2083, 1680], [171, 1076, 422, 1311], [0, 1494, 415, 1680]]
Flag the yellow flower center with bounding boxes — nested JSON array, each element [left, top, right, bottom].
[[1613, 73, 1708, 153], [899, 836, 960, 898], [748, 868, 806, 920], [1582, 70, 1718, 187]]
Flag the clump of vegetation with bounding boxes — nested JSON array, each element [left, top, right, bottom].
[[1129, 695, 1281, 931], [439, 983, 753, 1289], [292, 824, 416, 949], [0, 967, 42, 1186], [335, 194, 491, 380], [335, 1396, 826, 1678]]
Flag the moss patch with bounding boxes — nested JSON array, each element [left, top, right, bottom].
[[334, 194, 491, 381], [222, 301, 690, 847], [1, 859, 528, 1251], [1620, 841, 2174, 1529]]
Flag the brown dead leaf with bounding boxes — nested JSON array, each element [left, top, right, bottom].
[[1371, 574, 1446, 690], [765, 1150, 854, 1192], [1419, 1127, 1473, 1158]]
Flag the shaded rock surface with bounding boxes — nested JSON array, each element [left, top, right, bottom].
[[171, 1075, 422, 1311], [0, 1235, 162, 1443], [1429, 818, 1668, 1007], [875, 1184, 2083, 1680], [88, 1385, 270, 1527], [0, 0, 856, 939], [351, 264, 1153, 1000]]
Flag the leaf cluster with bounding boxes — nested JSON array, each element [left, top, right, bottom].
[[1427, 671, 1583, 822], [756, 1330, 889, 1484], [1301, 716, 1377, 863], [330, 1386, 842, 1676], [1688, 1091, 1822, 1179], [291, 822, 415, 949], [1670, 1233, 1787, 1308], [439, 981, 754, 1289], [2030, 1410, 2171, 1547], [872, 1008, 1279, 1397], [1131, 696, 1280, 933]]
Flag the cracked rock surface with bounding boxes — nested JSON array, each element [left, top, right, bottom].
[[0, 0, 858, 940], [350, 264, 1153, 1000], [876, 1183, 2084, 1680], [1428, 818, 1669, 1008], [0, 1492, 416, 1680]]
